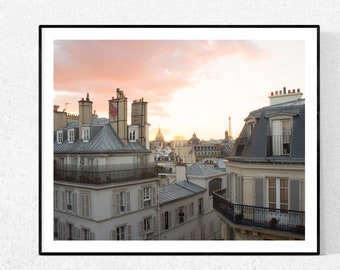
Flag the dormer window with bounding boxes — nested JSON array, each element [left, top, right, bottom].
[[57, 130, 63, 144], [128, 126, 138, 142], [68, 129, 74, 143], [82, 127, 90, 142], [268, 117, 292, 156]]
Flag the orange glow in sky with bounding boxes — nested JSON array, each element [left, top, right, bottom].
[[54, 40, 304, 141]]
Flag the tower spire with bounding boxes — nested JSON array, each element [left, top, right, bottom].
[[228, 116, 232, 139]]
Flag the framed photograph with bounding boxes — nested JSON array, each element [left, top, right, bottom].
[[39, 25, 319, 255]]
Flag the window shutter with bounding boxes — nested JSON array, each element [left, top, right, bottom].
[[254, 178, 264, 207], [89, 231, 95, 240], [126, 191, 131, 212], [61, 191, 66, 211], [184, 206, 188, 221], [289, 179, 300, 211], [57, 221, 62, 240], [61, 223, 66, 240], [152, 216, 156, 229], [152, 186, 157, 206], [74, 227, 81, 240], [168, 211, 172, 228], [138, 189, 143, 209], [160, 213, 165, 230], [175, 209, 179, 225], [127, 225, 132, 240], [112, 192, 119, 216], [139, 221, 144, 234], [111, 230, 116, 240], [86, 194, 90, 217], [72, 192, 77, 214]]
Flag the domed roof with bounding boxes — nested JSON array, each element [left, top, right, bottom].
[[188, 132, 200, 145], [154, 128, 165, 143]]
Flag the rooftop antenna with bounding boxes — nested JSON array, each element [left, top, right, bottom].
[[63, 102, 71, 112]]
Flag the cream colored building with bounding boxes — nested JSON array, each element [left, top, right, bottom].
[[54, 89, 159, 240], [213, 87, 305, 240]]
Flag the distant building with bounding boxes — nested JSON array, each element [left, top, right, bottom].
[[159, 164, 226, 240], [213, 87, 305, 240]]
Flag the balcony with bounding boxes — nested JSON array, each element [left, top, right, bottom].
[[54, 166, 158, 185], [213, 189, 305, 236]]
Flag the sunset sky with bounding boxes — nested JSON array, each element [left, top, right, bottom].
[[54, 39, 305, 141]]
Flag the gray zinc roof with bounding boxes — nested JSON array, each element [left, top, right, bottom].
[[186, 164, 223, 176], [159, 181, 206, 205], [54, 119, 150, 154], [230, 99, 305, 162]]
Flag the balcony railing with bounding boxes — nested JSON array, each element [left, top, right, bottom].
[[213, 189, 305, 235], [54, 166, 158, 185], [266, 134, 292, 157]]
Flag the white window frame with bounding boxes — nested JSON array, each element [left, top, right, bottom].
[[68, 128, 75, 143], [128, 125, 139, 142], [82, 127, 90, 142], [143, 216, 152, 232], [268, 177, 289, 210], [269, 115, 293, 156], [143, 186, 151, 207], [57, 130, 63, 144]]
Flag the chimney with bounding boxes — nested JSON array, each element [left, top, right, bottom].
[[109, 88, 128, 145], [78, 93, 93, 130], [268, 87, 303, 105], [131, 98, 148, 147], [175, 164, 187, 182]]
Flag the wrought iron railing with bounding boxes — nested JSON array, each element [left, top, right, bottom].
[[54, 166, 158, 184], [213, 189, 305, 235], [266, 134, 292, 157]]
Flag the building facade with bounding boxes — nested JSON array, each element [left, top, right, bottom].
[[54, 90, 159, 240], [213, 88, 305, 240]]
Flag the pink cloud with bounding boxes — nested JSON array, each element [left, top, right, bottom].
[[54, 40, 268, 116]]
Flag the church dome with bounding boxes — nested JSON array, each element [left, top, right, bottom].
[[154, 128, 165, 143], [188, 132, 200, 145]]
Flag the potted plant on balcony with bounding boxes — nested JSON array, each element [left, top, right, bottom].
[[269, 217, 279, 229], [235, 213, 243, 224]]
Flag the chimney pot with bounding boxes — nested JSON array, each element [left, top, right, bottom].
[[275, 91, 278, 95], [271, 92, 274, 96], [279, 90, 282, 95], [293, 89, 296, 93], [288, 90, 291, 94], [86, 93, 89, 100], [297, 88, 300, 93]]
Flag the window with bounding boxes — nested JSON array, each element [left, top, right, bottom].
[[120, 191, 126, 213], [268, 178, 288, 211], [188, 202, 194, 216], [82, 228, 90, 240], [270, 119, 292, 156], [67, 223, 73, 240], [209, 178, 222, 196], [63, 190, 76, 213], [178, 206, 185, 223], [198, 198, 204, 215], [80, 192, 90, 217], [161, 211, 171, 231], [57, 130, 63, 144], [68, 129, 74, 143], [113, 191, 130, 215], [82, 127, 90, 142], [116, 225, 126, 240], [143, 187, 151, 207], [144, 217, 152, 231], [128, 126, 138, 142]]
